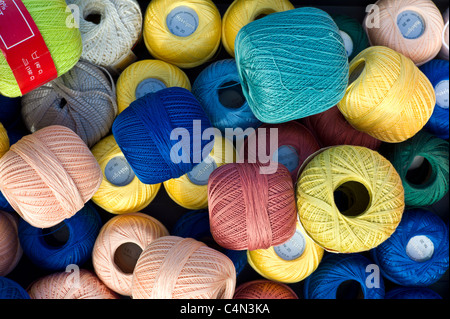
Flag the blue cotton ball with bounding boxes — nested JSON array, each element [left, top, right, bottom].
[[420, 59, 449, 140], [192, 59, 261, 138], [371, 208, 449, 287], [0, 277, 30, 299], [303, 253, 385, 299], [386, 287, 442, 299], [112, 87, 214, 185], [18, 202, 102, 271]]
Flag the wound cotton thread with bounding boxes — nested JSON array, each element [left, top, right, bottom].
[[163, 134, 236, 210], [0, 123, 8, 158], [233, 280, 298, 299], [364, 0, 444, 66], [143, 0, 222, 69], [65, 0, 142, 71], [296, 145, 405, 254], [221, 0, 294, 58], [419, 59, 449, 140], [18, 202, 102, 271], [302, 106, 382, 150], [332, 14, 369, 60], [116, 59, 191, 114], [208, 162, 297, 251], [172, 209, 248, 276], [0, 211, 22, 277], [21, 60, 118, 148], [234, 7, 349, 124], [192, 59, 261, 138], [131, 236, 236, 299], [0, 277, 30, 299], [92, 212, 169, 296], [438, 8, 449, 60], [247, 220, 324, 284], [239, 121, 320, 182], [371, 208, 449, 287], [0, 0, 82, 98], [0, 128, 26, 213], [91, 135, 161, 215], [385, 287, 442, 299], [337, 46, 435, 143], [303, 253, 385, 299], [381, 130, 449, 207], [0, 125, 103, 228], [112, 87, 214, 185], [27, 269, 120, 299]]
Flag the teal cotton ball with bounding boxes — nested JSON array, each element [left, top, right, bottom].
[[234, 7, 349, 124]]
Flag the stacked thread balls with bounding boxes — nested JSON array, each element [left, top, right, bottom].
[[208, 162, 297, 251], [0, 126, 102, 228], [296, 145, 405, 253]]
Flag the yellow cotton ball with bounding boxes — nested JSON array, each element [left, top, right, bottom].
[[143, 0, 222, 68], [91, 135, 161, 215], [164, 135, 236, 210]]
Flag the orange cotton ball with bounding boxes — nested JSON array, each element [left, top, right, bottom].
[[233, 280, 298, 299], [0, 211, 22, 276], [131, 236, 236, 299], [27, 269, 120, 299], [208, 162, 297, 251], [92, 212, 169, 296], [0, 125, 102, 228]]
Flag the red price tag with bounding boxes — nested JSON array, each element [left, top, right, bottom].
[[0, 0, 57, 95]]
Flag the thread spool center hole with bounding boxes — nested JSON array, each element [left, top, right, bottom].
[[348, 61, 365, 85], [114, 243, 143, 274], [84, 12, 102, 25], [336, 280, 364, 299], [334, 181, 371, 217], [59, 98, 68, 109], [42, 222, 70, 247], [218, 81, 245, 109], [254, 9, 276, 21], [406, 156, 433, 186]]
